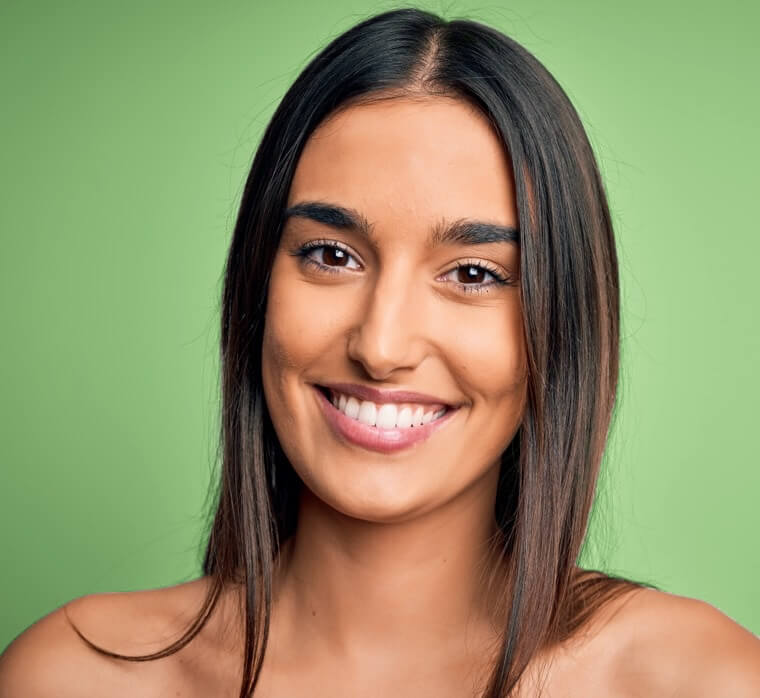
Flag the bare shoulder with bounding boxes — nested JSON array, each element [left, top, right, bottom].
[[0, 596, 109, 698], [606, 586, 760, 697], [0, 577, 231, 698]]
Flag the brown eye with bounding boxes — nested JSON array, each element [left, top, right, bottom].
[[323, 246, 350, 266], [441, 261, 512, 296], [456, 265, 487, 284], [293, 240, 362, 274]]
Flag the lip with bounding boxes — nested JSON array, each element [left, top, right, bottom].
[[312, 384, 460, 454], [318, 381, 459, 407]]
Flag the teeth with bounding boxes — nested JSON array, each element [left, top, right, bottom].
[[358, 401, 377, 427], [376, 403, 397, 429], [328, 390, 446, 428], [345, 396, 360, 419], [396, 406, 413, 428]]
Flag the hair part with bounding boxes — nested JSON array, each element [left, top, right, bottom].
[[68, 7, 657, 696]]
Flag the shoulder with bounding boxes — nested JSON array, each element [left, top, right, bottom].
[[0, 598, 93, 697], [606, 587, 760, 697], [0, 577, 227, 698], [0, 593, 129, 697]]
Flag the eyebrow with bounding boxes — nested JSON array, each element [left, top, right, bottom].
[[283, 200, 520, 247]]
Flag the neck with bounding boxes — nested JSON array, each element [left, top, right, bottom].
[[270, 462, 509, 673]]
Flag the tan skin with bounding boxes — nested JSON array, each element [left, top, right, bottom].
[[1, 96, 759, 698], [257, 94, 526, 696]]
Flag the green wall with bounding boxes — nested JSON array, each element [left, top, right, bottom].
[[2, 0, 758, 649]]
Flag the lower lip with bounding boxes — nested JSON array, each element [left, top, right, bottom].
[[313, 385, 460, 454]]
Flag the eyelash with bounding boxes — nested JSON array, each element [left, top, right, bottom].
[[290, 239, 514, 295]]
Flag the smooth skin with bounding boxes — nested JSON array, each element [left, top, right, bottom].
[[1, 97, 759, 697]]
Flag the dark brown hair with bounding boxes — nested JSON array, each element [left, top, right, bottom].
[[68, 7, 656, 696]]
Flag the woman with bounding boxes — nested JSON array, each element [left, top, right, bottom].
[[1, 7, 758, 697]]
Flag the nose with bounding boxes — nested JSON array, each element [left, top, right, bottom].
[[346, 265, 427, 380]]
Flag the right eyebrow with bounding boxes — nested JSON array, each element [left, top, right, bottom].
[[283, 200, 520, 248]]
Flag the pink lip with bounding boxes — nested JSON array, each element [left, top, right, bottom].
[[313, 385, 460, 454], [319, 381, 457, 407]]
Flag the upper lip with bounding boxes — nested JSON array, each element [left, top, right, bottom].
[[318, 381, 460, 407]]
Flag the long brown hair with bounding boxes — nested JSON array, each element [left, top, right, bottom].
[[68, 7, 656, 696]]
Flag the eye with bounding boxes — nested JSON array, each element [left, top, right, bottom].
[[439, 260, 513, 295], [292, 239, 362, 274]]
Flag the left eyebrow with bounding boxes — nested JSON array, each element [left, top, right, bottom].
[[283, 200, 520, 248]]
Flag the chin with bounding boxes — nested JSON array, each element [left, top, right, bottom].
[[299, 466, 437, 525]]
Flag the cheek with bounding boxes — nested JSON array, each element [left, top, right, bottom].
[[266, 255, 359, 356], [261, 262, 348, 421], [262, 271, 333, 376], [449, 302, 527, 401]]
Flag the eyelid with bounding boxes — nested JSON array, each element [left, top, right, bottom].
[[451, 257, 511, 282], [293, 238, 363, 269]]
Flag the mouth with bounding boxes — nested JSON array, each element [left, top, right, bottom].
[[315, 384, 454, 427], [312, 384, 460, 454]]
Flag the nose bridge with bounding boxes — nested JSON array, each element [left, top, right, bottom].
[[347, 258, 425, 376]]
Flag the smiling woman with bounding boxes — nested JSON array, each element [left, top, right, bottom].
[[266, 97, 528, 488], [1, 6, 758, 698]]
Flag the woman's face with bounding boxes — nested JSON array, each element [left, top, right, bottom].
[[262, 95, 527, 523]]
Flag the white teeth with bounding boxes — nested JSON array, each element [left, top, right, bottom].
[[376, 403, 397, 429], [328, 389, 447, 428], [396, 406, 413, 429], [357, 401, 377, 427], [345, 396, 360, 419]]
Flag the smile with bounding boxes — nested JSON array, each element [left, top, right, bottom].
[[313, 385, 459, 454]]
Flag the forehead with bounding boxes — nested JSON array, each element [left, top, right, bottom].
[[288, 96, 518, 231]]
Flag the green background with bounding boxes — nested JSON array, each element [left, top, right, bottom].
[[2, 0, 758, 649]]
